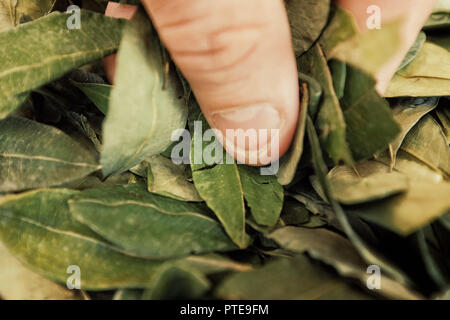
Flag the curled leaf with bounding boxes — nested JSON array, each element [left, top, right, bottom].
[[101, 8, 187, 175]]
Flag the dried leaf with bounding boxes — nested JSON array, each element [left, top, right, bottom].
[[398, 42, 450, 80], [0, 189, 162, 290], [72, 81, 111, 115], [341, 66, 401, 160], [141, 266, 210, 300], [268, 227, 422, 299], [216, 256, 372, 300], [386, 42, 450, 97], [401, 115, 450, 176], [389, 97, 439, 161], [398, 32, 426, 71], [285, 0, 330, 56], [349, 181, 450, 236], [306, 115, 412, 285], [376, 150, 444, 183], [238, 166, 284, 227], [298, 44, 353, 164], [146, 155, 202, 202], [0, 189, 245, 290], [277, 84, 309, 185], [190, 116, 283, 247], [0, 117, 99, 192], [322, 161, 409, 205], [0, 11, 124, 118], [69, 184, 237, 259], [436, 109, 450, 143], [101, 8, 187, 175]]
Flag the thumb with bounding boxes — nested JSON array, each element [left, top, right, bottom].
[[142, 0, 299, 165], [106, 0, 299, 166]]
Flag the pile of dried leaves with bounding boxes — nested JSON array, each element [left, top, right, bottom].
[[0, 0, 449, 300]]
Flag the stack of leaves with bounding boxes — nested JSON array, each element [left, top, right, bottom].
[[0, 0, 449, 300]]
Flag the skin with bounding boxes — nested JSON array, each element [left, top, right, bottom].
[[104, 0, 437, 165]]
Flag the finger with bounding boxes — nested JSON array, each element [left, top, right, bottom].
[[103, 2, 137, 83], [142, 0, 299, 165], [336, 0, 438, 94]]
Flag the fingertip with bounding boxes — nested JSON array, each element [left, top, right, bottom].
[[208, 98, 299, 166]]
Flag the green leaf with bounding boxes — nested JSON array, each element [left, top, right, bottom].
[[190, 116, 283, 246], [146, 155, 202, 202], [68, 184, 237, 259], [238, 166, 284, 227], [0, 189, 163, 290], [298, 44, 353, 164], [0, 117, 99, 192], [189, 115, 248, 247], [191, 162, 249, 249], [276, 84, 309, 185], [0, 11, 125, 118], [280, 198, 311, 226], [341, 66, 401, 160], [285, 0, 330, 56], [216, 256, 372, 300], [401, 115, 450, 176], [329, 59, 346, 100], [349, 181, 450, 236], [320, 161, 409, 205], [72, 81, 111, 115], [0, 189, 246, 290], [0, 91, 29, 119], [101, 7, 187, 175]]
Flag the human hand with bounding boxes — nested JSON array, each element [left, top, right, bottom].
[[104, 0, 437, 165]]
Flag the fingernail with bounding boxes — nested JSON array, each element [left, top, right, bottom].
[[211, 104, 281, 152]]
